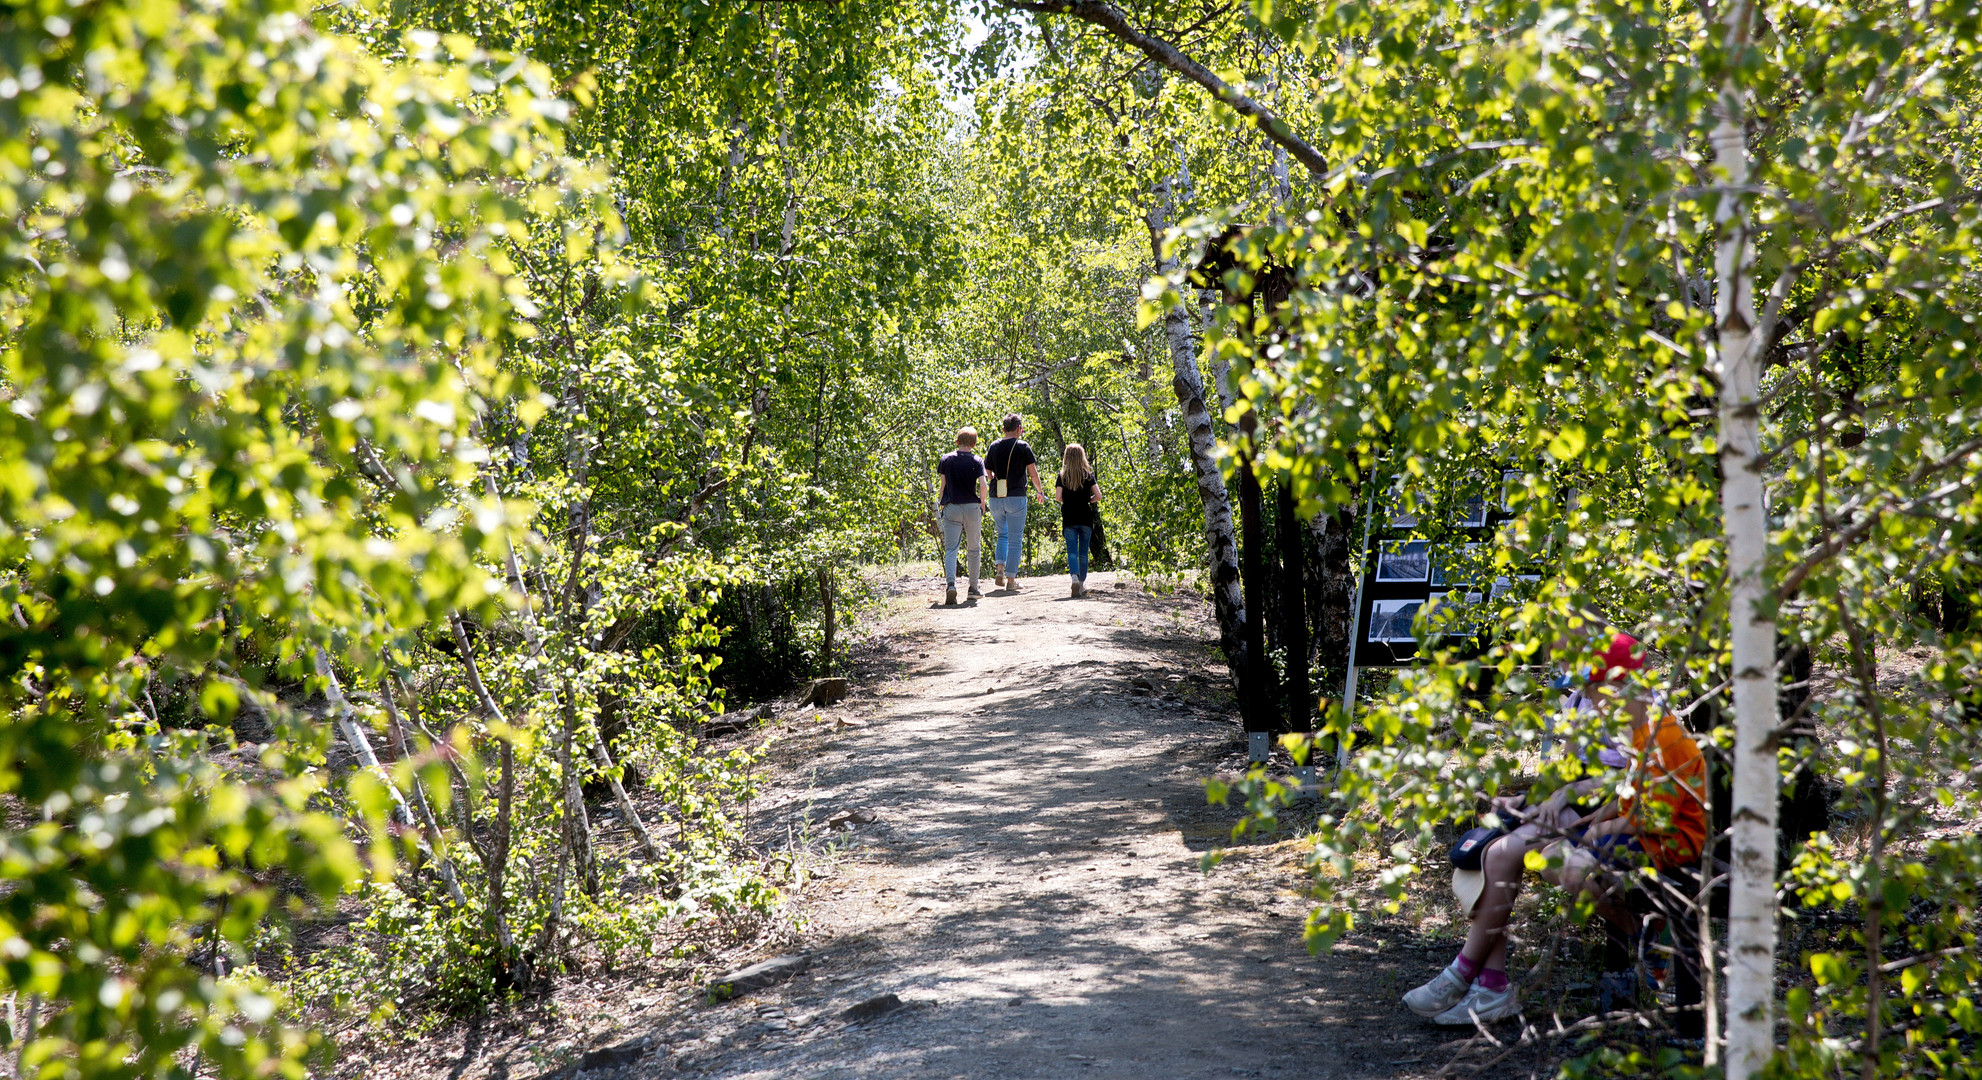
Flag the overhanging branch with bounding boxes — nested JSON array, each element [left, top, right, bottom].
[[1002, 0, 1331, 181]]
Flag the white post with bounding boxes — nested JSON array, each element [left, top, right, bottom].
[[1336, 483, 1379, 771]]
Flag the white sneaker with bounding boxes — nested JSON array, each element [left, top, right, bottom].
[[1402, 963, 1472, 1018], [1429, 982, 1520, 1026]]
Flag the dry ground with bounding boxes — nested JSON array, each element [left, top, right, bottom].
[[352, 566, 1539, 1080]]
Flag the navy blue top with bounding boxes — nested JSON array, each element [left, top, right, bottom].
[[984, 437, 1037, 496], [938, 449, 984, 505]]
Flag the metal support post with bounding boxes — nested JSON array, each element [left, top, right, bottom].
[[1337, 483, 1379, 772]]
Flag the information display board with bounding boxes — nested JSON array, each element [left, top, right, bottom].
[[1350, 475, 1532, 667]]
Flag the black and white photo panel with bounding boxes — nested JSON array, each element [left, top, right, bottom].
[[1489, 573, 1544, 600], [1368, 598, 1424, 643], [1375, 540, 1432, 582], [1426, 589, 1486, 636], [1383, 478, 1419, 528], [1430, 541, 1485, 587]]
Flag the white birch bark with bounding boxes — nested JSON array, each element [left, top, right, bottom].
[[1712, 3, 1779, 1072], [316, 649, 416, 831], [479, 464, 669, 867], [316, 650, 472, 911], [1147, 176, 1247, 672]]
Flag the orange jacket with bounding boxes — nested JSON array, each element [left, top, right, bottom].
[[1620, 711, 1709, 870]]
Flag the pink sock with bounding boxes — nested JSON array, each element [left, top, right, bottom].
[[1478, 968, 1510, 991], [1453, 953, 1481, 981]]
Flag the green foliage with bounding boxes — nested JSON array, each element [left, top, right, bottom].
[[1087, 0, 1982, 1070], [0, 0, 588, 1072], [255, 0, 971, 1031], [23, 0, 1979, 1072]]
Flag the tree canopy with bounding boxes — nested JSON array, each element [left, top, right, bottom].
[[3, 0, 1981, 1076]]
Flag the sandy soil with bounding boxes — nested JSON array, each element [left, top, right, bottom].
[[622, 568, 1464, 1080], [260, 569, 1982, 1080], [350, 566, 1536, 1080]]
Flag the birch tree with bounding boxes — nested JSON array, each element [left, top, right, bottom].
[[0, 0, 592, 1070], [1014, 0, 1982, 1072], [1708, 0, 1783, 1068]]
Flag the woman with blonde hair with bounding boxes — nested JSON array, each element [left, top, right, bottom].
[[1052, 444, 1102, 598]]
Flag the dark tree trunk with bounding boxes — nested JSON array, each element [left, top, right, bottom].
[[1307, 503, 1357, 689], [1276, 483, 1310, 736], [1148, 179, 1246, 680], [1237, 451, 1275, 736], [819, 568, 836, 674], [1945, 571, 1981, 725], [1777, 638, 1829, 867]]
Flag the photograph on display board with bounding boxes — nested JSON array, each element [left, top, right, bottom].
[[1489, 573, 1543, 600], [1375, 540, 1432, 582], [1430, 542, 1485, 587], [1383, 478, 1419, 528], [1368, 598, 1423, 643], [1500, 469, 1523, 512], [1425, 590, 1486, 637]]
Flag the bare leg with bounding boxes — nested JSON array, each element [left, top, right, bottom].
[[1464, 826, 1543, 971]]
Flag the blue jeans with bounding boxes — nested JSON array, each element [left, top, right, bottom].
[[988, 496, 1028, 571], [1063, 526, 1091, 581]]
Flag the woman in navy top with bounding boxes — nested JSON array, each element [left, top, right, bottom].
[[1053, 444, 1102, 598]]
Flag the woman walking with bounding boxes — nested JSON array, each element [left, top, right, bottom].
[[1053, 444, 1102, 598]]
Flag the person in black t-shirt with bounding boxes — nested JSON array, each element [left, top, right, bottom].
[[935, 427, 988, 605], [983, 413, 1048, 591], [1052, 443, 1103, 598]]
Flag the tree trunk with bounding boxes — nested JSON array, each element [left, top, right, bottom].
[[557, 381, 599, 898], [819, 567, 836, 674], [1307, 505, 1356, 684], [1145, 177, 1246, 677], [449, 613, 529, 989], [558, 681, 600, 897], [476, 449, 667, 868], [1236, 446, 1274, 736], [315, 650, 416, 832], [1137, 345, 1161, 462], [1777, 638, 1828, 867], [376, 681, 469, 909], [1712, 6, 1780, 1070], [1277, 483, 1310, 737], [1843, 617, 1889, 1080]]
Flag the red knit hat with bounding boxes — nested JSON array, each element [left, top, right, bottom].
[[1593, 632, 1645, 682]]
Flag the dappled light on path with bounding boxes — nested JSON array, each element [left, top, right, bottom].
[[692, 571, 1451, 1080]]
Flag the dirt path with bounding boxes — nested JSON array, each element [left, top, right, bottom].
[[648, 569, 1455, 1080]]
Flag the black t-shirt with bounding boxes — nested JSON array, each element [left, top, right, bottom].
[[937, 449, 984, 505], [1057, 473, 1098, 527], [984, 437, 1037, 498]]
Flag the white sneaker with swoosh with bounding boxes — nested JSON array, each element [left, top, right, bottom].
[[1430, 982, 1520, 1026], [1402, 964, 1471, 1018]]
